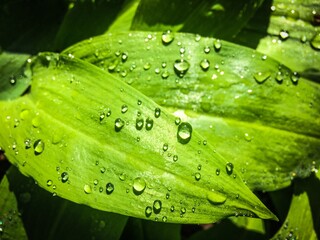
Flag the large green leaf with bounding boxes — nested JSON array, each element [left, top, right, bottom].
[[131, 0, 265, 40], [64, 31, 320, 191], [0, 52, 276, 224]]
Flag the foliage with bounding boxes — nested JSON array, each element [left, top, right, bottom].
[[0, 0, 319, 239]]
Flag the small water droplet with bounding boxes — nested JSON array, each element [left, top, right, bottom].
[[180, 207, 186, 215], [170, 205, 175, 212], [24, 139, 31, 149], [84, 184, 92, 194], [200, 59, 210, 71], [253, 71, 271, 83], [9, 76, 16, 85], [145, 206, 152, 217], [119, 173, 126, 181], [195, 172, 201, 181], [163, 143, 168, 151], [175, 117, 181, 125], [47, 180, 53, 186], [204, 46, 211, 53], [213, 39, 222, 51], [162, 216, 168, 222], [99, 113, 105, 121], [137, 100, 142, 105], [94, 179, 99, 185], [177, 122, 192, 144], [173, 155, 178, 162], [162, 30, 174, 45], [106, 183, 114, 194], [244, 133, 253, 142], [197, 164, 202, 170], [195, 34, 201, 42], [154, 108, 161, 118], [144, 62, 151, 70], [166, 193, 170, 199], [279, 30, 290, 40], [34, 139, 44, 155], [226, 162, 234, 175], [100, 167, 106, 173], [115, 118, 125, 132], [290, 72, 300, 84], [145, 117, 154, 130], [216, 168, 220, 176], [106, 109, 112, 117], [161, 70, 169, 79], [136, 118, 144, 130], [311, 33, 320, 50], [121, 52, 128, 62], [121, 104, 128, 113], [133, 177, 146, 195], [61, 172, 69, 183], [32, 117, 40, 128], [153, 200, 162, 214], [276, 71, 284, 83], [174, 59, 190, 78], [207, 190, 227, 204]]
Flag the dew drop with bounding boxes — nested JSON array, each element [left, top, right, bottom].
[[145, 117, 154, 131], [153, 200, 162, 214], [279, 30, 290, 40], [244, 133, 253, 142], [133, 177, 146, 195], [163, 143, 168, 151], [207, 190, 227, 204], [175, 117, 181, 125], [174, 59, 190, 78], [47, 180, 53, 186], [9, 76, 16, 85], [84, 184, 92, 194], [253, 71, 271, 83], [200, 59, 210, 71], [162, 30, 174, 45], [290, 72, 300, 83], [24, 139, 31, 149], [173, 155, 178, 162], [177, 122, 192, 144], [119, 173, 126, 181], [34, 139, 44, 155], [197, 164, 202, 170], [93, 179, 99, 185], [100, 167, 106, 173], [161, 70, 169, 79], [135, 118, 144, 130], [106, 109, 112, 117], [311, 33, 320, 50], [99, 113, 105, 121], [166, 193, 170, 199], [276, 71, 284, 83], [137, 100, 142, 105], [143, 62, 151, 70], [195, 34, 201, 42], [180, 207, 186, 215], [121, 52, 128, 62], [115, 118, 125, 132], [204, 46, 211, 53], [121, 105, 128, 113], [106, 183, 114, 195], [154, 108, 161, 118], [226, 162, 234, 175], [162, 216, 168, 222], [195, 172, 201, 181], [61, 172, 69, 183], [213, 39, 222, 51], [216, 168, 220, 176], [145, 206, 152, 217]]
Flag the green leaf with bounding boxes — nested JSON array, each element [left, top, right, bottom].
[[0, 51, 31, 100], [64, 31, 320, 191], [0, 52, 276, 224], [3, 166, 128, 240], [131, 0, 265, 40], [0, 173, 28, 240], [271, 172, 320, 240]]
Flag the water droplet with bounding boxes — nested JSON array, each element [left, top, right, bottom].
[[179, 47, 186, 54], [163, 143, 168, 151], [244, 133, 253, 142], [32, 117, 40, 128], [161, 70, 169, 79], [253, 71, 271, 83], [276, 71, 284, 83], [166, 193, 170, 199], [121, 105, 128, 113], [136, 118, 144, 130], [61, 172, 69, 183], [106, 183, 114, 194], [119, 173, 126, 181], [84, 184, 92, 194], [9, 76, 16, 85], [204, 46, 211, 53], [172, 155, 178, 162], [195, 172, 201, 181], [133, 177, 146, 195], [115, 118, 125, 132], [226, 162, 234, 175], [200, 59, 210, 71], [207, 190, 227, 204], [145, 206, 152, 217], [162, 216, 168, 222], [47, 180, 53, 186], [154, 68, 160, 74], [100, 167, 106, 173], [121, 52, 128, 62], [153, 200, 162, 214], [216, 168, 220, 176], [162, 30, 174, 45], [154, 108, 161, 118], [34, 139, 44, 155], [145, 117, 154, 131], [108, 60, 119, 72], [197, 164, 202, 170], [143, 62, 151, 70], [279, 30, 289, 40], [99, 113, 105, 121], [174, 59, 190, 78], [177, 122, 192, 144], [175, 117, 181, 125], [94, 179, 99, 185], [290, 72, 300, 83], [24, 139, 31, 149], [180, 207, 186, 215], [213, 39, 222, 51], [195, 34, 201, 42], [137, 100, 142, 105], [106, 109, 112, 117]]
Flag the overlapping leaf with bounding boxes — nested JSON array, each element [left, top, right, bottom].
[[64, 31, 320, 191], [0, 52, 276, 224]]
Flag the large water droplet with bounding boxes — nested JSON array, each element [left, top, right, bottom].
[[61, 172, 69, 183], [253, 71, 271, 83], [115, 118, 125, 132], [174, 59, 190, 78], [34, 139, 44, 155], [311, 33, 320, 50], [153, 200, 162, 214], [106, 183, 114, 194], [226, 162, 234, 175], [177, 122, 192, 144], [207, 190, 227, 204], [133, 177, 146, 195], [145, 206, 152, 217], [154, 108, 161, 118], [145, 117, 154, 131], [162, 30, 174, 45], [136, 118, 144, 130], [200, 59, 210, 71]]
